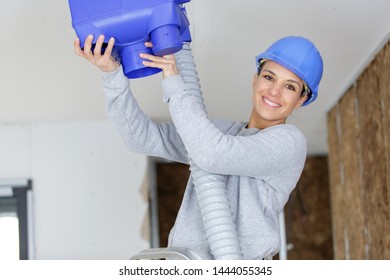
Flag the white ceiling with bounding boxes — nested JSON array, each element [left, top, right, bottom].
[[1, 0, 390, 155]]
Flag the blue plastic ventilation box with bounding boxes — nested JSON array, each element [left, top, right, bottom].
[[68, 0, 191, 78]]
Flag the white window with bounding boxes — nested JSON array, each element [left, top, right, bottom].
[[0, 179, 33, 260]]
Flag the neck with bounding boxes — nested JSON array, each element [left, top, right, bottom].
[[247, 109, 286, 129]]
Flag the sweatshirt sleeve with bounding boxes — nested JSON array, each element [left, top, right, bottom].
[[102, 66, 188, 163], [163, 45, 307, 177]]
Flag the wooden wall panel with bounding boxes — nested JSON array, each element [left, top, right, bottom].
[[339, 87, 366, 259], [377, 43, 390, 258], [327, 105, 345, 259], [285, 156, 332, 260], [357, 68, 387, 259], [327, 39, 390, 259], [156, 162, 189, 247]]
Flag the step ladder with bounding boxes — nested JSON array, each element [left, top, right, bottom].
[[130, 211, 286, 260], [130, 247, 202, 260]]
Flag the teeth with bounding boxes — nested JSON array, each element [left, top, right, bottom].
[[264, 97, 280, 107]]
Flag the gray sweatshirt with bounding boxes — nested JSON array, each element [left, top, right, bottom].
[[102, 45, 307, 260]]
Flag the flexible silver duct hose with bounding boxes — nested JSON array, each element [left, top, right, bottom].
[[189, 159, 243, 260], [175, 46, 243, 259]]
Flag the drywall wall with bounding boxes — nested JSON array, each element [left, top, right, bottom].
[[0, 121, 150, 259]]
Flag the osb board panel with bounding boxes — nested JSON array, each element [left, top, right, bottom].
[[356, 67, 388, 259], [327, 105, 345, 259], [377, 42, 390, 257], [339, 87, 366, 259], [285, 156, 332, 260], [328, 39, 390, 259], [156, 162, 190, 247]]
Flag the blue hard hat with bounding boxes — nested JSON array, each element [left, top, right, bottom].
[[255, 36, 323, 106]]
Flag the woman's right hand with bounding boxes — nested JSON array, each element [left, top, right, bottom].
[[74, 34, 120, 73]]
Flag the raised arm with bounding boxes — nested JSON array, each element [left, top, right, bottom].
[[74, 35, 188, 163], [141, 44, 307, 178]]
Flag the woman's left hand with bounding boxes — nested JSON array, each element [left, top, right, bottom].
[[140, 42, 178, 79]]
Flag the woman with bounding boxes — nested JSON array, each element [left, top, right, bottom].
[[74, 34, 323, 259]]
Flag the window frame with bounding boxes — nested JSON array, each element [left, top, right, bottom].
[[0, 179, 33, 260]]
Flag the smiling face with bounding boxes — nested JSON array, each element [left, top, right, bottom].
[[248, 60, 308, 129]]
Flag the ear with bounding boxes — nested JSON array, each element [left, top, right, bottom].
[[295, 94, 308, 109], [252, 73, 258, 88]]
